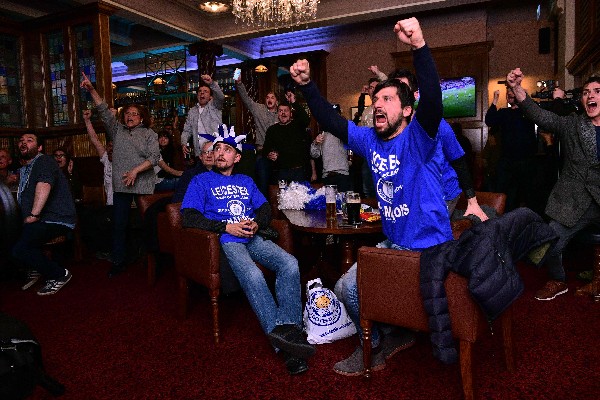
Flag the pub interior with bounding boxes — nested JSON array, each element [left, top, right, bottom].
[[1, 0, 599, 399]]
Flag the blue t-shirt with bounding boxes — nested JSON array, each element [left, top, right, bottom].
[[181, 171, 267, 244], [439, 119, 465, 201], [347, 119, 452, 250]]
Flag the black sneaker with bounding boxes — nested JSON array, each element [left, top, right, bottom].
[[281, 351, 309, 375], [268, 324, 316, 359], [37, 270, 72, 296], [22, 271, 41, 290]]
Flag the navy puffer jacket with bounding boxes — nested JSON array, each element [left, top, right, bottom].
[[420, 208, 558, 364]]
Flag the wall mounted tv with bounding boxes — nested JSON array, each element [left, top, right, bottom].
[[414, 76, 477, 118]]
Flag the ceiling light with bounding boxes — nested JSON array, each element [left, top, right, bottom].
[[232, 0, 319, 29], [199, 2, 229, 14], [255, 64, 268, 73]]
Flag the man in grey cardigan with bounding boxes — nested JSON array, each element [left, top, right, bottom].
[[181, 75, 224, 158], [506, 69, 600, 301]]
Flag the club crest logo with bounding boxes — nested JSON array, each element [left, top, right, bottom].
[[227, 200, 246, 217], [307, 288, 341, 327], [376, 179, 394, 204]]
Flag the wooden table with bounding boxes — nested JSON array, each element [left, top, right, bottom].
[[281, 209, 383, 282]]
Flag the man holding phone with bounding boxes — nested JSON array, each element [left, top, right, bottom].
[[181, 74, 224, 158]]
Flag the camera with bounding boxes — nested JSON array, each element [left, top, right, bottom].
[[531, 80, 558, 99]]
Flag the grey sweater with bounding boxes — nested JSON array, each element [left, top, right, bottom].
[[98, 102, 160, 195], [235, 81, 278, 147], [310, 132, 349, 177]]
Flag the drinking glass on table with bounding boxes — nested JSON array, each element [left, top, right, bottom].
[[325, 185, 337, 222], [346, 192, 361, 225]]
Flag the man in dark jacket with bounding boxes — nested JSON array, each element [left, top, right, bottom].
[[13, 133, 76, 295], [506, 70, 600, 301]]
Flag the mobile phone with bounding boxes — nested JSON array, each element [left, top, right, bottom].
[[233, 68, 241, 81]]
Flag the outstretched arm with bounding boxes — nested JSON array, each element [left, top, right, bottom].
[[292, 60, 349, 143], [80, 72, 103, 106], [395, 18, 442, 138], [82, 110, 105, 157]]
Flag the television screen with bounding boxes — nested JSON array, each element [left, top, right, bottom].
[[414, 76, 477, 118], [440, 76, 476, 118]]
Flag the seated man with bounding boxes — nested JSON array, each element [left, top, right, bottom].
[[291, 17, 449, 375], [180, 126, 315, 375], [13, 133, 76, 295]]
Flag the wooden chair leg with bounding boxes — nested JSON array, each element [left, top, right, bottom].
[[501, 307, 515, 372], [147, 253, 157, 286], [459, 340, 474, 400], [210, 288, 220, 344], [178, 275, 189, 319], [361, 318, 373, 378]]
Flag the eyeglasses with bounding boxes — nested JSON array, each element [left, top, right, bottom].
[[201, 150, 214, 155], [54, 154, 66, 159], [124, 111, 140, 117]]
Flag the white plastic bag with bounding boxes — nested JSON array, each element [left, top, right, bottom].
[[303, 278, 356, 344]]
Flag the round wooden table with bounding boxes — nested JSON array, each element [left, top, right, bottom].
[[281, 209, 383, 277]]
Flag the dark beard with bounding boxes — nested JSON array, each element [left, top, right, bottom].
[[20, 147, 37, 160], [375, 117, 404, 140]]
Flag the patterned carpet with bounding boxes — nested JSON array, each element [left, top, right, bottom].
[[1, 254, 599, 400]]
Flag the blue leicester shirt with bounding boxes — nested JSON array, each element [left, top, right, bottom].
[[181, 171, 267, 244], [439, 119, 465, 201], [347, 119, 453, 250]]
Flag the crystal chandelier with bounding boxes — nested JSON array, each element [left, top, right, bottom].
[[232, 0, 319, 29]]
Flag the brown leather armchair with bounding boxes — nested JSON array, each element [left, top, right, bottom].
[[137, 191, 174, 286], [166, 202, 294, 344], [358, 191, 509, 400]]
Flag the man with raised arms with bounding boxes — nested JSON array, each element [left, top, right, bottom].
[[290, 17, 451, 375]]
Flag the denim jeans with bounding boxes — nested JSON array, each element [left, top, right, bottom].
[[545, 202, 600, 282], [334, 239, 408, 347], [12, 221, 71, 279], [221, 235, 301, 334]]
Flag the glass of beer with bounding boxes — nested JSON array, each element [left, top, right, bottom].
[[346, 192, 361, 225], [325, 185, 337, 222]]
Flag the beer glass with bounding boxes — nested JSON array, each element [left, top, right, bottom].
[[325, 185, 337, 222], [346, 192, 361, 225]]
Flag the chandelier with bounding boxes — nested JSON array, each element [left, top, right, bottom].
[[231, 0, 319, 29]]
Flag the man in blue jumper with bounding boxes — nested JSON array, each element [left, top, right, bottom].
[[180, 126, 314, 375], [291, 17, 452, 375]]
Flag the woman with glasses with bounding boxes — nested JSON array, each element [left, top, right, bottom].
[[53, 148, 82, 203], [80, 72, 160, 277]]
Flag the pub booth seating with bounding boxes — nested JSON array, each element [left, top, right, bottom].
[[358, 191, 508, 400], [165, 202, 294, 344]]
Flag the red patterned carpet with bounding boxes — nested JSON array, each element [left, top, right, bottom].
[[1, 254, 600, 400]]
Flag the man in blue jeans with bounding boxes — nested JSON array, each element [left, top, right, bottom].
[[181, 125, 314, 375]]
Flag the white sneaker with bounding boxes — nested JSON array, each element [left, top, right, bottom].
[[37, 270, 72, 296]]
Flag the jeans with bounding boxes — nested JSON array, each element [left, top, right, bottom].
[[545, 202, 600, 282], [155, 177, 179, 192], [221, 235, 301, 334], [12, 221, 71, 279], [112, 192, 138, 266]]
